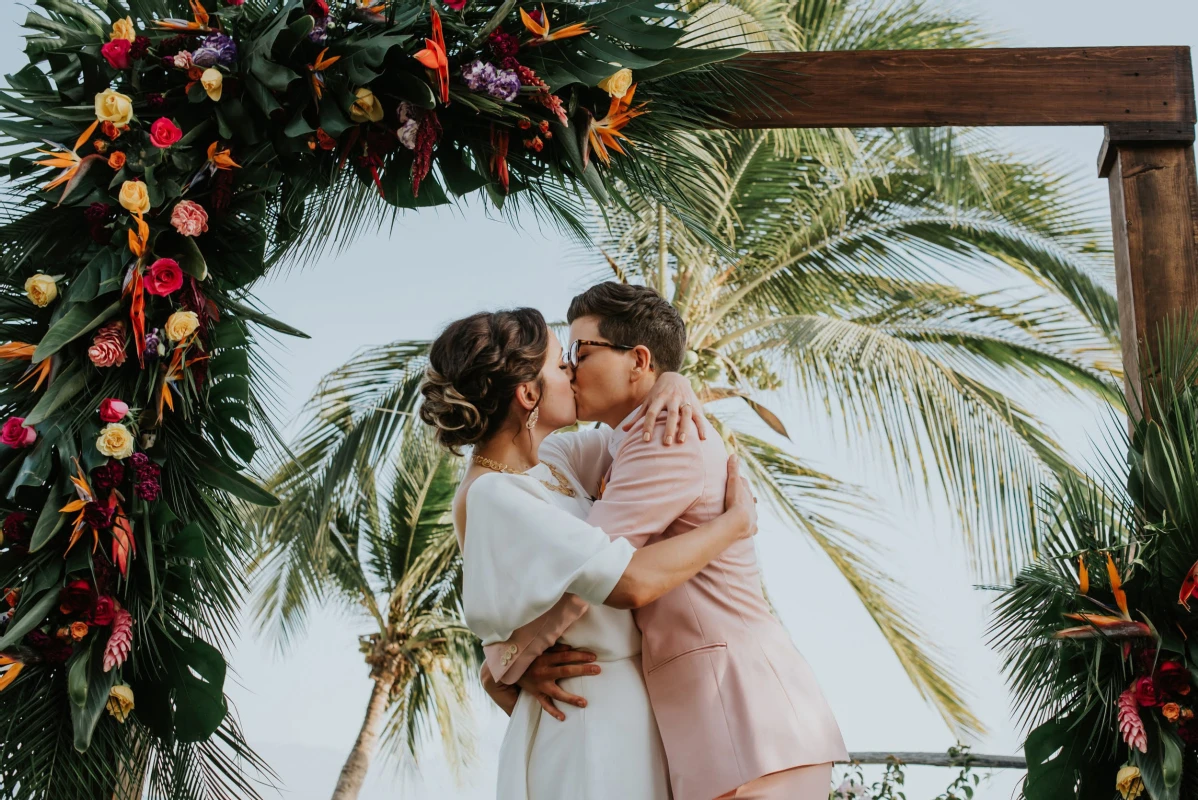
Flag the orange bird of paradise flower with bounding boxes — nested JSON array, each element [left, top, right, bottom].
[[35, 120, 103, 205], [207, 141, 241, 170], [124, 266, 147, 368], [414, 9, 450, 104], [155, 0, 210, 31], [60, 460, 100, 556], [0, 655, 23, 693], [127, 211, 150, 259], [309, 48, 341, 103], [490, 125, 510, 193], [157, 335, 208, 423], [0, 342, 52, 391], [584, 84, 647, 168], [1055, 552, 1151, 643], [110, 500, 135, 576], [520, 4, 591, 45]]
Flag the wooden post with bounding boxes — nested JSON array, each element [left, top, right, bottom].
[[1100, 122, 1198, 414]]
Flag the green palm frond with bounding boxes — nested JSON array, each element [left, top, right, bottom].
[[732, 430, 985, 737]]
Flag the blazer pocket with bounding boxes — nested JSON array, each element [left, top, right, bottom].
[[646, 642, 727, 675]]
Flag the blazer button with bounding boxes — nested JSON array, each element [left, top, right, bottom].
[[507, 644, 518, 654]]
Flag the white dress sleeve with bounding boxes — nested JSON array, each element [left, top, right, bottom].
[[540, 425, 613, 498], [462, 473, 634, 644]]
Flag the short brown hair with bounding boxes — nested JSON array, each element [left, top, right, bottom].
[[566, 283, 687, 372], [419, 308, 549, 454]]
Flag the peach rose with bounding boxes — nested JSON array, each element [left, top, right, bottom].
[[69, 621, 89, 641], [598, 68, 633, 98], [118, 180, 150, 214], [170, 200, 209, 237], [165, 310, 200, 342], [96, 423, 135, 459], [107, 151, 126, 170], [106, 684, 134, 722], [95, 89, 133, 126], [201, 68, 223, 102], [24, 274, 58, 307], [110, 17, 136, 43]]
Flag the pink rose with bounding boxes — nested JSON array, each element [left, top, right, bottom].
[[149, 118, 182, 148], [101, 39, 132, 70], [144, 258, 184, 296], [444, 0, 467, 8], [170, 200, 209, 237], [99, 398, 129, 423], [1, 417, 36, 449], [173, 51, 193, 69]]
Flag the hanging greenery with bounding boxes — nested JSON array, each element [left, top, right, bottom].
[[0, 0, 745, 796]]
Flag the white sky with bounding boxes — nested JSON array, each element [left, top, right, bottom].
[[3, 2, 1197, 798]]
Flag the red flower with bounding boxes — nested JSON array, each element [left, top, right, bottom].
[[3, 512, 27, 544], [1159, 660, 1193, 697], [144, 258, 184, 296], [89, 595, 117, 626], [129, 36, 150, 61], [58, 579, 95, 616], [309, 0, 329, 16], [1136, 676, 1160, 707], [101, 39, 132, 70], [0, 417, 36, 449], [444, 0, 468, 9], [149, 118, 183, 149], [99, 398, 129, 423]]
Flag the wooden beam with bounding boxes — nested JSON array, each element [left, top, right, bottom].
[[726, 48, 1195, 129], [1105, 141, 1198, 413]]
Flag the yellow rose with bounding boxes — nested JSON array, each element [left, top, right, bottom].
[[349, 88, 384, 123], [118, 180, 150, 215], [95, 89, 133, 126], [24, 274, 58, 307], [106, 684, 134, 723], [165, 310, 200, 342], [201, 68, 223, 102], [1116, 765, 1144, 800], [110, 17, 136, 43], [96, 423, 135, 460], [598, 68, 633, 99]]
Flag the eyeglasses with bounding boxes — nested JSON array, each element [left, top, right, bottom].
[[562, 339, 636, 369]]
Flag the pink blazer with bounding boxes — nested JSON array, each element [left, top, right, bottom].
[[484, 416, 849, 800]]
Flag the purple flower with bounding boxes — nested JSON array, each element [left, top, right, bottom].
[[131, 453, 162, 502], [463, 60, 497, 93], [308, 17, 328, 44], [398, 119, 420, 150], [487, 69, 522, 102], [193, 32, 237, 67], [143, 328, 163, 360]]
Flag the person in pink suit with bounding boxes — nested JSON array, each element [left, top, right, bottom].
[[481, 283, 849, 800]]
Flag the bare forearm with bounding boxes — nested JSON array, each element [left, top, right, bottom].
[[604, 508, 748, 609], [480, 663, 518, 716]]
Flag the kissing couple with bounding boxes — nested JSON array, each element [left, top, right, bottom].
[[418, 282, 847, 800]]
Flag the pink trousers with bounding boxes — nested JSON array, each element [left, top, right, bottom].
[[715, 762, 834, 800]]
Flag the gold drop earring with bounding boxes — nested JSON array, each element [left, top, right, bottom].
[[526, 407, 540, 430]]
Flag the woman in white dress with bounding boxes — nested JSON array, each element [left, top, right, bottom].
[[419, 308, 757, 800]]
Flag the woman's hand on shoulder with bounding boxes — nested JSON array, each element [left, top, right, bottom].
[[623, 372, 706, 445]]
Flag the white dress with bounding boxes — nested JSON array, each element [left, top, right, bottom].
[[459, 440, 671, 800]]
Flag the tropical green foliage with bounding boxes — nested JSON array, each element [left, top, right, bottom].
[[989, 319, 1198, 800]]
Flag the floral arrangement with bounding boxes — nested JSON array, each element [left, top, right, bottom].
[[989, 326, 1198, 800], [0, 0, 745, 796]]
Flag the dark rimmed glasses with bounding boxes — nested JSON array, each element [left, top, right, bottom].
[[562, 338, 636, 369]]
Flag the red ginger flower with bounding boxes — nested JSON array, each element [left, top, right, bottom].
[[1119, 686, 1149, 753], [103, 606, 133, 672]]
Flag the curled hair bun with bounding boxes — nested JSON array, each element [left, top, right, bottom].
[[418, 308, 549, 454]]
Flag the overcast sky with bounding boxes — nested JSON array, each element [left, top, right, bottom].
[[3, 1, 1197, 798]]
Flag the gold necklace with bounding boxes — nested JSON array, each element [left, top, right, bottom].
[[472, 455, 577, 497]]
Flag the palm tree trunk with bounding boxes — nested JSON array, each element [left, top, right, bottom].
[[330, 678, 390, 800]]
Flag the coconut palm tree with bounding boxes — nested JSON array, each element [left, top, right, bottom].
[[251, 0, 1123, 757], [249, 400, 477, 800]]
